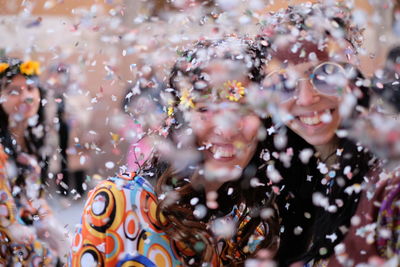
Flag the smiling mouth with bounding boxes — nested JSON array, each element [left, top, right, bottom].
[[209, 144, 236, 159], [297, 109, 335, 126], [19, 103, 32, 113]]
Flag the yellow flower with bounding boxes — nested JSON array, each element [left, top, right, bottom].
[[224, 80, 245, 102], [0, 63, 9, 73], [179, 89, 195, 109], [167, 106, 174, 116], [20, 61, 41, 76]]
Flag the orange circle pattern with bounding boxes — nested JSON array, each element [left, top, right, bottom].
[[70, 176, 183, 266]]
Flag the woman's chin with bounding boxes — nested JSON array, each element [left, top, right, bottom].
[[302, 133, 337, 147], [291, 124, 337, 147], [203, 162, 243, 183]]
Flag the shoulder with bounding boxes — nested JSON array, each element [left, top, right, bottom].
[[83, 173, 158, 225], [88, 172, 155, 199], [72, 173, 182, 266], [81, 172, 163, 233]]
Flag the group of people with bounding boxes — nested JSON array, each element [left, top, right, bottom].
[[1, 2, 399, 267]]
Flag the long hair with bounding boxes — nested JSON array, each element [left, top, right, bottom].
[[152, 38, 279, 266], [268, 127, 374, 265], [263, 70, 373, 265], [0, 58, 48, 191], [258, 4, 376, 265]]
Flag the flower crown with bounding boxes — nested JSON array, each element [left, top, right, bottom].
[[167, 80, 246, 116], [0, 60, 41, 77]]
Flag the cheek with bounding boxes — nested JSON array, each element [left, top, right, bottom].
[[190, 113, 213, 142], [29, 89, 41, 113], [33, 96, 41, 109], [0, 96, 18, 115], [32, 89, 41, 102], [278, 101, 293, 117], [241, 115, 261, 141]]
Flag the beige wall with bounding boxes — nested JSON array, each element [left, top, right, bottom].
[[0, 0, 123, 15]]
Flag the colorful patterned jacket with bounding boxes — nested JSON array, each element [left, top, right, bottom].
[[70, 172, 272, 266]]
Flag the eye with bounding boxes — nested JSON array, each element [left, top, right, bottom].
[[196, 106, 209, 113], [264, 73, 287, 92], [5, 88, 20, 96], [314, 63, 344, 81], [313, 63, 347, 93]]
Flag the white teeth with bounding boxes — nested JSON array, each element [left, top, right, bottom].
[[299, 115, 321, 125], [299, 109, 333, 126], [210, 146, 235, 158]]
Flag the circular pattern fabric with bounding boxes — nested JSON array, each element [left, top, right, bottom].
[[74, 244, 104, 267], [70, 175, 268, 266], [71, 176, 183, 266]]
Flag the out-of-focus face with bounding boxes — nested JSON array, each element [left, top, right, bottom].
[[188, 72, 261, 181], [191, 100, 260, 178], [0, 74, 41, 122], [272, 61, 342, 146], [264, 39, 356, 147]]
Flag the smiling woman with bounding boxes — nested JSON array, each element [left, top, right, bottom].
[[0, 58, 68, 265], [71, 37, 279, 266], [259, 3, 378, 266], [266, 43, 363, 152]]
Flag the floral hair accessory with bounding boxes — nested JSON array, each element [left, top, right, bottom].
[[167, 106, 174, 116], [20, 61, 41, 76], [0, 63, 9, 73], [179, 88, 195, 109], [0, 59, 41, 79], [222, 80, 245, 102]]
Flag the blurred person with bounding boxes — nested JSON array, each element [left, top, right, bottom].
[[70, 38, 279, 266], [45, 63, 70, 196], [44, 63, 92, 198], [326, 46, 400, 267], [0, 144, 58, 265], [325, 92, 400, 267], [0, 58, 70, 264], [259, 3, 381, 266], [117, 64, 166, 174]]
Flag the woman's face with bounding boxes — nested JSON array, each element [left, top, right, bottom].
[[274, 61, 342, 146], [266, 40, 356, 147], [189, 79, 261, 181], [1, 74, 41, 122]]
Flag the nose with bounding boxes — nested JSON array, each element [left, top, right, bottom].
[[213, 112, 241, 140], [214, 123, 238, 140], [295, 79, 320, 106]]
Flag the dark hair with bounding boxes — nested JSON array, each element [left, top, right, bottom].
[[259, 4, 374, 265], [152, 38, 278, 266], [0, 58, 48, 195], [266, 127, 374, 265]]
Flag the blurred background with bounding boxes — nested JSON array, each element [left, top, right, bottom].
[[0, 0, 399, 243]]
